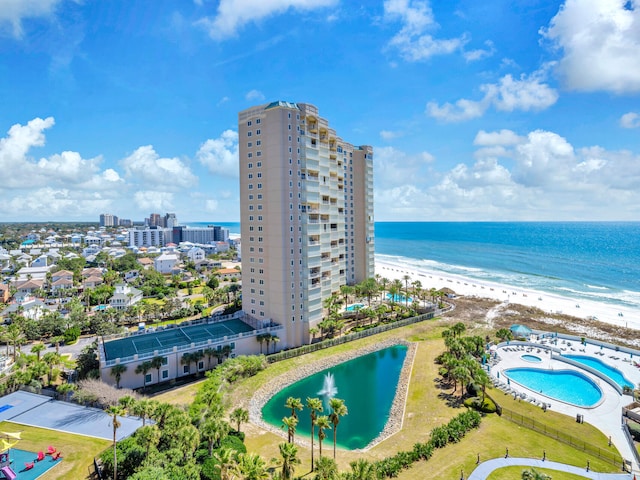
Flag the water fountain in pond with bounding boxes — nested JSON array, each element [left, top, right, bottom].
[[318, 372, 338, 399]]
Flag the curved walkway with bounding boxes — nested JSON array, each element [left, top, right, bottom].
[[467, 457, 632, 479]]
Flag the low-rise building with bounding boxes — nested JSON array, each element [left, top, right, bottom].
[[154, 253, 178, 274], [109, 283, 143, 311]]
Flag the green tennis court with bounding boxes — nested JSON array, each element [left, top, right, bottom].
[[103, 319, 255, 361]]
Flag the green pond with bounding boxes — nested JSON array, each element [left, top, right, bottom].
[[261, 344, 408, 449]]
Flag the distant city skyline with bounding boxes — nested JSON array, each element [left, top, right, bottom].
[[1, 1, 639, 222]]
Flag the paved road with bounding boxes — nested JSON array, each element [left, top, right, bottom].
[[20, 335, 97, 359], [467, 457, 632, 479]]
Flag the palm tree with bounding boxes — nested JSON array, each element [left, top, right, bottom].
[[31, 343, 45, 362], [277, 442, 301, 480], [314, 456, 339, 480], [281, 415, 298, 444], [235, 453, 271, 480], [135, 424, 160, 458], [230, 407, 249, 433], [347, 458, 377, 480], [285, 396, 303, 420], [213, 447, 238, 480], [150, 356, 163, 384], [131, 399, 155, 426], [328, 398, 348, 460], [316, 415, 331, 458], [135, 360, 152, 391], [203, 347, 217, 369], [201, 414, 230, 455], [110, 364, 127, 389], [181, 352, 194, 375], [271, 335, 280, 353], [256, 333, 266, 354], [56, 382, 76, 401], [42, 351, 61, 386], [106, 405, 125, 480], [6, 324, 24, 361], [306, 397, 323, 471], [402, 274, 411, 307]]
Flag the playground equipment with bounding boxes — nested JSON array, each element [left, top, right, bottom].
[[0, 432, 21, 480]]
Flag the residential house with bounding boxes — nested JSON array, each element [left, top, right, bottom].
[[14, 279, 44, 295], [154, 253, 178, 274], [215, 268, 241, 281], [83, 275, 104, 289], [195, 259, 222, 272], [50, 277, 74, 293], [0, 284, 10, 304], [1, 293, 47, 321], [186, 247, 206, 263], [109, 283, 143, 311], [51, 270, 74, 283], [137, 257, 154, 270], [31, 255, 49, 268]]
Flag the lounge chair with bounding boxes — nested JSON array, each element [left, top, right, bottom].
[[52, 452, 62, 461], [36, 451, 44, 462], [24, 462, 34, 471], [47, 446, 56, 455]]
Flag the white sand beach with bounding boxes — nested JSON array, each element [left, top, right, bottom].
[[375, 258, 640, 331]]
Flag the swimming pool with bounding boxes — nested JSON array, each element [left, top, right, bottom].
[[563, 355, 634, 389], [504, 368, 602, 407], [521, 355, 542, 362], [346, 303, 364, 312], [386, 293, 413, 303]]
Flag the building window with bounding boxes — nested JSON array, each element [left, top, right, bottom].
[[162, 357, 168, 365], [256, 151, 262, 157], [257, 161, 262, 167], [247, 142, 252, 147], [257, 183, 262, 189], [198, 361, 204, 370], [248, 153, 252, 158], [248, 163, 253, 168], [256, 140, 261, 146], [183, 365, 189, 374], [256, 118, 261, 124], [256, 129, 261, 135], [247, 131, 252, 137], [247, 121, 252, 126], [162, 370, 169, 379], [248, 173, 253, 179], [145, 373, 152, 383]]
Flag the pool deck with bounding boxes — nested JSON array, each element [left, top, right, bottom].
[[490, 338, 640, 472]]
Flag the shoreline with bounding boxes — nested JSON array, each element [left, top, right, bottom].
[[248, 339, 417, 452], [375, 259, 640, 331]]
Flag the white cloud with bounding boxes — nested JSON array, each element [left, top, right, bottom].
[[245, 89, 265, 102], [541, 0, 640, 93], [474, 129, 523, 146], [375, 128, 640, 221], [374, 145, 435, 190], [0, 0, 61, 37], [121, 145, 197, 189], [620, 112, 640, 128], [384, 0, 467, 61], [133, 191, 175, 211], [204, 199, 219, 212], [197, 0, 337, 40], [196, 129, 239, 177], [463, 40, 495, 62], [380, 130, 403, 140], [6, 187, 113, 219], [427, 69, 558, 122]]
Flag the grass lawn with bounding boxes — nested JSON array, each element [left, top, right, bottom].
[[488, 466, 591, 479], [155, 317, 624, 478], [0, 422, 110, 480]]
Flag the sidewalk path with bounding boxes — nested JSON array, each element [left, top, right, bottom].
[[467, 457, 632, 479]]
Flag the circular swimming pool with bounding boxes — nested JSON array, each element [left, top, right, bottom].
[[521, 354, 542, 362], [505, 368, 602, 407]]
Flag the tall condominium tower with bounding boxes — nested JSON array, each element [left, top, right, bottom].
[[239, 101, 374, 348]]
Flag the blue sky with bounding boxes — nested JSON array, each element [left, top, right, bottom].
[[1, 0, 639, 222]]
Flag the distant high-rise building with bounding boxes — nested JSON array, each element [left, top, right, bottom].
[[238, 101, 374, 348], [99, 213, 118, 227], [171, 225, 229, 244], [164, 213, 178, 228], [128, 227, 171, 247], [147, 213, 162, 227]]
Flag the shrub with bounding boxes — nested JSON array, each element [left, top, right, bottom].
[[219, 434, 246, 454], [463, 396, 497, 413]]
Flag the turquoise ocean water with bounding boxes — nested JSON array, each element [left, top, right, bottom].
[[187, 221, 640, 311]]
